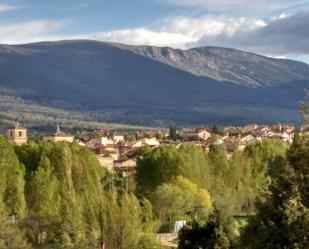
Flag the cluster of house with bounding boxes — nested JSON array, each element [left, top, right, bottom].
[[82, 132, 162, 176], [4, 122, 308, 178], [221, 123, 295, 152], [79, 124, 301, 175]]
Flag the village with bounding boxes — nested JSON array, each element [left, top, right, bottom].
[[5, 122, 308, 178]]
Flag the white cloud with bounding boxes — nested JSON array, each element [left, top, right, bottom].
[[0, 15, 266, 49], [162, 16, 266, 39], [104, 12, 309, 58], [88, 28, 195, 48], [0, 11, 308, 60], [0, 4, 19, 12], [195, 12, 309, 56], [271, 12, 291, 21], [84, 12, 309, 58], [0, 15, 268, 54], [0, 20, 65, 44], [78, 16, 267, 49]]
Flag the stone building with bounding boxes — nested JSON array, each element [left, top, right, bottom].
[[7, 122, 28, 145], [42, 125, 74, 143]]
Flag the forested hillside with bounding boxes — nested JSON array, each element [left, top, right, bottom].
[[0, 40, 308, 128]]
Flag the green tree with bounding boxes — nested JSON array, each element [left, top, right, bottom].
[[210, 123, 224, 135], [26, 154, 61, 245], [136, 233, 159, 249], [14, 141, 105, 248], [178, 209, 232, 249], [155, 131, 164, 140], [0, 137, 26, 219], [135, 146, 179, 197], [135, 143, 265, 220], [0, 208, 32, 249], [228, 149, 255, 214], [240, 134, 309, 249], [103, 192, 154, 249], [244, 140, 287, 202], [169, 124, 177, 141], [152, 177, 212, 231]]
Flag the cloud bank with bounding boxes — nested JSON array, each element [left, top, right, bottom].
[[194, 12, 309, 56], [162, 0, 309, 15], [90, 11, 309, 57], [0, 10, 308, 59]]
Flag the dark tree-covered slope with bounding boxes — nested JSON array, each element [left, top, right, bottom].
[[0, 40, 308, 128]]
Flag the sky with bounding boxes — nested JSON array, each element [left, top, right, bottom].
[[0, 0, 309, 63]]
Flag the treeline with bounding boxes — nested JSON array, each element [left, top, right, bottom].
[[0, 134, 308, 249], [0, 138, 158, 249], [176, 134, 309, 249], [135, 140, 287, 227], [0, 94, 145, 134], [135, 135, 308, 248]]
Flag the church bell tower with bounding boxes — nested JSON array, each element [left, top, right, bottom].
[[7, 122, 28, 145]]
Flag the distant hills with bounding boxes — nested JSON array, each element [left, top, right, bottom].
[[0, 40, 308, 129]]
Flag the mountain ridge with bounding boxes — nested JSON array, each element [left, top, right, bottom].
[[0, 39, 308, 128], [114, 42, 309, 87]]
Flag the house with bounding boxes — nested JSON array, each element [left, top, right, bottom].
[[251, 126, 270, 137], [142, 137, 160, 146], [99, 145, 120, 160], [271, 124, 295, 134], [100, 136, 114, 146], [180, 128, 212, 141], [85, 138, 102, 150], [7, 122, 28, 145], [224, 126, 241, 136], [112, 133, 125, 143], [241, 124, 258, 134], [114, 159, 137, 177], [238, 135, 259, 150], [100, 133, 125, 145], [42, 125, 74, 143], [96, 155, 114, 171], [132, 140, 143, 148], [240, 134, 256, 144]]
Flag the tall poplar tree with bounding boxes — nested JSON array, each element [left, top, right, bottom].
[[240, 134, 309, 249]]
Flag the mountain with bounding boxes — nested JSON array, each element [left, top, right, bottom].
[[0, 40, 308, 129], [117, 44, 309, 87]]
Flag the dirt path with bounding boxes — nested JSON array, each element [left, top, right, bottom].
[[157, 233, 178, 248]]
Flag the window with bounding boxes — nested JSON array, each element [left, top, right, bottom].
[[10, 131, 13, 137], [19, 131, 22, 137]]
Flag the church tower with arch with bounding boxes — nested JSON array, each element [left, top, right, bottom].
[[7, 122, 28, 145]]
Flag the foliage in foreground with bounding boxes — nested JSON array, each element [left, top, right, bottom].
[[0, 130, 307, 249], [178, 209, 233, 249], [240, 134, 309, 249], [176, 134, 308, 249], [0, 138, 158, 249], [135, 141, 287, 230]]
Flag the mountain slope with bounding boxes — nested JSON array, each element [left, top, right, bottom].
[[0, 40, 308, 128], [117, 44, 309, 87]]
